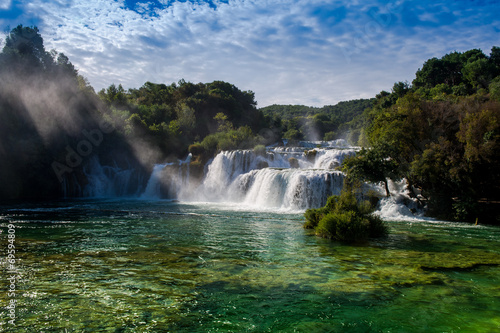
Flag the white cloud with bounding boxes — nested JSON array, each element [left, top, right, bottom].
[[0, 0, 11, 10], [8, 0, 499, 106]]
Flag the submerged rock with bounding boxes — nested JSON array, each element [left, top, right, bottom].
[[256, 160, 269, 169], [288, 157, 299, 168]]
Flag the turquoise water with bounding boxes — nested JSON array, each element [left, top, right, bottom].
[[1, 199, 499, 332]]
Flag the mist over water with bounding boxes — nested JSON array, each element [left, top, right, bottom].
[[2, 139, 498, 332], [0, 21, 498, 332], [71, 139, 426, 220]]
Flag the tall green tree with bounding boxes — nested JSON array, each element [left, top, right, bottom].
[[342, 142, 400, 197], [1, 25, 54, 73]]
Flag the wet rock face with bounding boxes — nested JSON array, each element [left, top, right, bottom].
[[288, 157, 299, 168], [256, 160, 269, 169]]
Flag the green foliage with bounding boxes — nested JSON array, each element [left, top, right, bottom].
[[304, 187, 388, 243], [188, 143, 204, 156], [452, 197, 479, 222], [168, 120, 181, 136], [77, 75, 96, 95], [392, 81, 411, 98], [359, 46, 500, 222], [489, 76, 500, 101], [1, 25, 53, 73], [199, 125, 263, 155], [96, 78, 264, 158], [99, 84, 127, 108], [214, 112, 234, 132], [260, 99, 374, 142], [457, 107, 499, 163], [283, 128, 301, 140], [253, 144, 266, 156], [315, 211, 369, 242], [260, 104, 319, 121], [368, 95, 500, 220], [176, 103, 196, 131], [342, 142, 400, 196], [412, 47, 499, 95], [304, 206, 327, 229], [463, 58, 496, 90], [125, 113, 148, 136], [323, 131, 337, 141]]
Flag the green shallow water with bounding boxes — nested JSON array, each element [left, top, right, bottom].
[[0, 199, 499, 332]]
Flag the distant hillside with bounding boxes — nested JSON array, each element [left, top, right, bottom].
[[260, 99, 374, 142], [260, 99, 374, 121]]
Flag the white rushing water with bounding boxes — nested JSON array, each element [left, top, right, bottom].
[[176, 141, 358, 211], [139, 154, 193, 200], [81, 140, 424, 219], [130, 141, 357, 207], [140, 163, 172, 199], [82, 156, 139, 197]]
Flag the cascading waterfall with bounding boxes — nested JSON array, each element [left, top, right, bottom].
[[374, 180, 426, 220], [141, 163, 172, 199], [199, 150, 289, 198], [81, 156, 142, 197], [82, 139, 422, 217], [230, 168, 345, 210], [140, 154, 193, 199], [174, 141, 358, 210]]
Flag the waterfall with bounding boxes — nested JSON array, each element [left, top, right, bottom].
[[119, 139, 424, 217], [72, 138, 424, 217], [374, 180, 426, 221], [232, 168, 345, 210], [173, 143, 357, 210], [140, 154, 193, 199], [313, 149, 357, 169], [140, 163, 171, 199], [80, 156, 141, 197]]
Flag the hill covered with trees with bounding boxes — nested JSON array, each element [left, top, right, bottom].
[[0, 25, 275, 199], [343, 47, 500, 223], [260, 99, 374, 143], [0, 25, 144, 199], [0, 25, 498, 224]]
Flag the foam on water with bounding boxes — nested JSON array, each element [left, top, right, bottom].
[[82, 140, 428, 219]]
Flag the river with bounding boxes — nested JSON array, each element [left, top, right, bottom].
[[1, 198, 499, 332], [1, 141, 500, 331]]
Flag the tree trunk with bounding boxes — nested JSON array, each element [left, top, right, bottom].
[[384, 179, 390, 197]]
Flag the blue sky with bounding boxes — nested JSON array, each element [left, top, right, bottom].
[[0, 0, 498, 106]]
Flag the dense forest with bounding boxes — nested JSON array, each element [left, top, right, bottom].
[[0, 25, 141, 200], [0, 25, 274, 199], [260, 99, 374, 143], [343, 47, 500, 223], [0, 25, 498, 223]]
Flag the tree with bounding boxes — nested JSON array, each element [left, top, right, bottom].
[[1, 25, 54, 72], [413, 57, 447, 88], [392, 81, 410, 98], [176, 103, 196, 131], [55, 52, 78, 77], [304, 186, 387, 243], [463, 58, 496, 90], [98, 84, 128, 108], [283, 128, 301, 140], [489, 76, 500, 101], [214, 112, 233, 132], [342, 142, 400, 197], [490, 47, 500, 77]]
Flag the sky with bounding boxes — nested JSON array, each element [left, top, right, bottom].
[[0, 0, 498, 107]]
